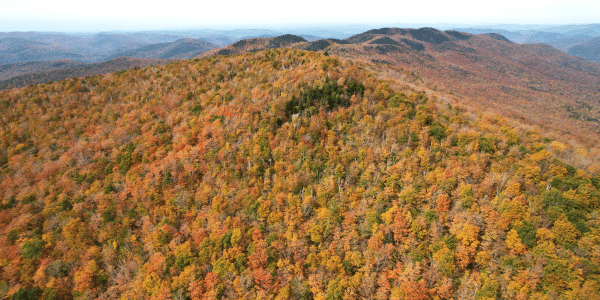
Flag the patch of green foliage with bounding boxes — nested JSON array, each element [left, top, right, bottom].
[[284, 78, 364, 119]]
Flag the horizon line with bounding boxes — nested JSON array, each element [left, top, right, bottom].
[[2, 21, 600, 34]]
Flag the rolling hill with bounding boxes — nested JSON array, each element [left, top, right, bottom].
[[1, 46, 600, 299], [106, 38, 218, 60], [0, 60, 86, 81], [0, 32, 211, 65], [451, 25, 600, 64], [0, 31, 307, 86], [4, 24, 600, 94], [0, 34, 215, 90], [0, 38, 86, 65], [204, 28, 600, 147], [569, 36, 600, 64], [0, 57, 172, 91]]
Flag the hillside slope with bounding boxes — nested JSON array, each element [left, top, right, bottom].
[[0, 57, 172, 91], [1, 49, 599, 299], [205, 29, 600, 146], [569, 36, 600, 64], [0, 38, 86, 65], [352, 29, 600, 145], [106, 38, 218, 60], [0, 60, 86, 81]]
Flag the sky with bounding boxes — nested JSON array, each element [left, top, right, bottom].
[[1, 0, 599, 32]]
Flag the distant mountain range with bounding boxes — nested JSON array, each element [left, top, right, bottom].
[[0, 33, 222, 89], [0, 29, 352, 66], [0, 37, 87, 64], [0, 33, 216, 64], [0, 29, 351, 88], [0, 60, 86, 81], [105, 38, 217, 60], [568, 36, 600, 63], [2, 24, 600, 93], [0, 57, 171, 90], [452, 23, 600, 63]]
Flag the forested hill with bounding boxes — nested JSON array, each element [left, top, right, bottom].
[[1, 49, 600, 299], [205, 29, 600, 147]]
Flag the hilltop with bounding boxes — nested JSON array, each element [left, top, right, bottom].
[[210, 34, 308, 56], [4, 24, 600, 100], [1, 48, 599, 299], [204, 28, 600, 146]]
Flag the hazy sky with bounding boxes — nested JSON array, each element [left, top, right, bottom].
[[2, 0, 599, 32]]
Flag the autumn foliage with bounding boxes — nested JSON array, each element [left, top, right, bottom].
[[0, 48, 600, 299]]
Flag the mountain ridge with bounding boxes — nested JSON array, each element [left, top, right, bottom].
[[1, 48, 599, 299], [569, 36, 600, 64], [201, 28, 600, 146], [0, 57, 172, 90], [105, 38, 218, 60]]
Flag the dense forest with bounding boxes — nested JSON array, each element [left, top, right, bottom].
[[1, 49, 600, 299], [205, 29, 600, 147]]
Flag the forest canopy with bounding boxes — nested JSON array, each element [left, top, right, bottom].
[[0, 49, 600, 299]]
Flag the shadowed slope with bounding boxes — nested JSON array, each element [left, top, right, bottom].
[[106, 38, 218, 60], [0, 57, 171, 90], [569, 36, 600, 64]]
